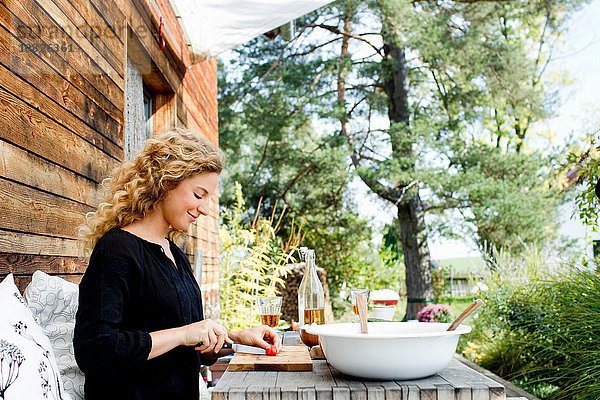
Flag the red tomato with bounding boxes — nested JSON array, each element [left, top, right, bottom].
[[265, 346, 277, 356]]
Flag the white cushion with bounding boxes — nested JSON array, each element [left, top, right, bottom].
[[0, 273, 71, 400], [24, 271, 83, 400], [200, 381, 210, 400]]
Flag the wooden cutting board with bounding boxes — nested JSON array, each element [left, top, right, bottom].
[[228, 345, 312, 371]]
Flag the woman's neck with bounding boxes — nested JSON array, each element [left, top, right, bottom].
[[122, 209, 170, 244]]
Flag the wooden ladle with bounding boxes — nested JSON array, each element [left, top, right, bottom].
[[356, 292, 369, 334], [447, 299, 484, 331]]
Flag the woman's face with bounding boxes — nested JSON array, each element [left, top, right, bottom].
[[158, 172, 220, 231]]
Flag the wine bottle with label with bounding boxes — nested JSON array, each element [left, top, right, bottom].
[[297, 249, 325, 326]]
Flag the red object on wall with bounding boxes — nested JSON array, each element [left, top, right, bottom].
[[158, 16, 166, 51]]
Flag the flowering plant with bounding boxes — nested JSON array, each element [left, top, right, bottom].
[[470, 281, 489, 294], [416, 304, 454, 323]]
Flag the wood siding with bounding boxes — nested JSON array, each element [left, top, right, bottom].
[[0, 0, 220, 317]]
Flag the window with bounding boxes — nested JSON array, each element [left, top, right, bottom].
[[125, 28, 176, 160], [125, 57, 153, 160], [143, 86, 153, 138]]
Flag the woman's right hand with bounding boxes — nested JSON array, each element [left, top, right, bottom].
[[180, 320, 232, 353]]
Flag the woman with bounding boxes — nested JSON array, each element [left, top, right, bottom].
[[74, 128, 281, 400]]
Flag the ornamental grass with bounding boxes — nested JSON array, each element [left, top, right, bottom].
[[458, 245, 599, 399]]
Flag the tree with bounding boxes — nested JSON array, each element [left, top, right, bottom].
[[331, 0, 580, 316], [390, 0, 580, 258], [330, 0, 435, 319], [219, 0, 585, 319]]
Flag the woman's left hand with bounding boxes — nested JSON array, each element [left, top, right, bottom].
[[230, 325, 282, 354]]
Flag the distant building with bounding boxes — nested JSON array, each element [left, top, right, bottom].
[[434, 257, 486, 297]]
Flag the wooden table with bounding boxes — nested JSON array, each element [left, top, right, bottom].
[[212, 332, 507, 400]]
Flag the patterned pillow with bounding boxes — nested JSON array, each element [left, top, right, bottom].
[[0, 273, 71, 400], [24, 271, 84, 400]]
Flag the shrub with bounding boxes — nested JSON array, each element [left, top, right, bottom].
[[458, 243, 599, 399], [219, 183, 301, 330], [513, 271, 600, 400]]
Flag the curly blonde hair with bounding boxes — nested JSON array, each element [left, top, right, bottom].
[[80, 128, 225, 254]]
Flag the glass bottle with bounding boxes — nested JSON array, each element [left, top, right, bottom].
[[297, 249, 325, 325], [296, 246, 308, 323]]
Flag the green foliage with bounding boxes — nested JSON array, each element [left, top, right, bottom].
[[513, 378, 560, 399], [438, 296, 474, 317], [304, 216, 405, 316], [219, 183, 301, 330], [218, 31, 378, 315], [431, 267, 446, 300], [392, 0, 579, 254], [353, 245, 405, 295], [563, 132, 600, 230], [459, 244, 565, 364], [515, 272, 600, 400], [458, 244, 599, 399], [426, 144, 564, 255]]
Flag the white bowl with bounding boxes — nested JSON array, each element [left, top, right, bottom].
[[306, 322, 471, 380]]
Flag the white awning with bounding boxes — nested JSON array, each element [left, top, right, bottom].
[[170, 0, 334, 62]]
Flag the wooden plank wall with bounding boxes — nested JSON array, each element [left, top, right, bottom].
[[0, 0, 221, 318]]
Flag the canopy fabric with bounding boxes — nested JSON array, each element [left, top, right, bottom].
[[169, 0, 334, 62]]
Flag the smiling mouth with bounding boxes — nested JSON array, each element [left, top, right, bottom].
[[187, 212, 198, 221]]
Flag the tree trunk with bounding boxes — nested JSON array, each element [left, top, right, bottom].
[[337, 1, 434, 320], [397, 197, 434, 320], [381, 13, 434, 320]]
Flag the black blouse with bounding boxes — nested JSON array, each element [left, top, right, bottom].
[[74, 228, 207, 400]]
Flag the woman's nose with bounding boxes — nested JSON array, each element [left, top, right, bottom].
[[197, 198, 210, 215]]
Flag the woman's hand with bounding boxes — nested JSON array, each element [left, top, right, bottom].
[[229, 325, 282, 354], [180, 320, 232, 353]]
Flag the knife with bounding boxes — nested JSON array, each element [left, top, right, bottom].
[[223, 343, 266, 355]]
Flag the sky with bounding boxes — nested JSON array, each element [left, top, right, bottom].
[[353, 0, 600, 259]]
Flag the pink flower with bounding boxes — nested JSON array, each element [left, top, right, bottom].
[[417, 304, 454, 323]]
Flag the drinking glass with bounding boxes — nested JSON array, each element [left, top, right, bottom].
[[350, 289, 370, 315], [257, 296, 282, 327]]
